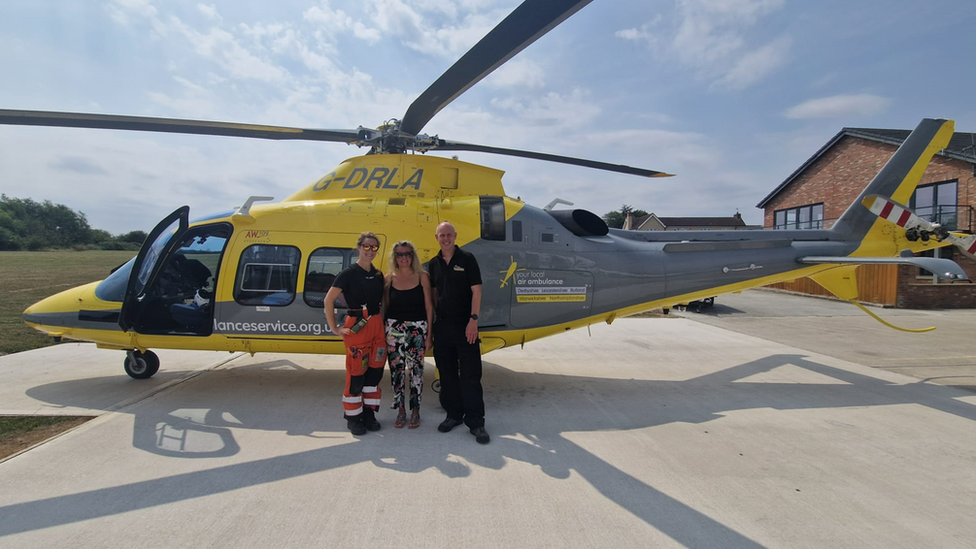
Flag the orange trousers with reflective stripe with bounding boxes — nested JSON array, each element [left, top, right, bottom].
[[341, 314, 385, 418]]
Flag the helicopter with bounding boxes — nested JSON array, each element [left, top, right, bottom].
[[3, 0, 974, 380]]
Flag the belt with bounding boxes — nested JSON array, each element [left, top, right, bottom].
[[346, 307, 380, 318]]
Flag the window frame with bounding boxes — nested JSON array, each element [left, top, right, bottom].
[[234, 244, 302, 307], [910, 180, 958, 230], [302, 247, 359, 308], [773, 203, 824, 230]]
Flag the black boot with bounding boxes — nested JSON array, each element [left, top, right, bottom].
[[347, 416, 367, 436], [362, 408, 381, 431]]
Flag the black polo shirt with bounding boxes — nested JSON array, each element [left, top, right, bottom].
[[332, 263, 383, 314], [429, 245, 482, 321]]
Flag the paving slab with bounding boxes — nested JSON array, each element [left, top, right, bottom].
[[0, 343, 243, 415], [674, 289, 976, 390], [1, 316, 976, 548]]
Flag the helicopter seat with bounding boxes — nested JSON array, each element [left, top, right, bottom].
[[170, 288, 211, 329], [260, 292, 293, 305], [171, 303, 206, 328]]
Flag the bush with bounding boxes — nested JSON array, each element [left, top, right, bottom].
[[25, 236, 48, 251], [0, 227, 20, 251]]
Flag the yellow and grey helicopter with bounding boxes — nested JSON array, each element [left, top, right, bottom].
[[2, 0, 973, 379]]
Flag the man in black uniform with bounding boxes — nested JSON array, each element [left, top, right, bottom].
[[429, 221, 489, 444]]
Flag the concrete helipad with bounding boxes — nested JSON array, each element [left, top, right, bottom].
[[2, 299, 976, 548]]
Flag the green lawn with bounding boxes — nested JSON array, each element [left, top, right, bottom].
[[0, 250, 135, 355]]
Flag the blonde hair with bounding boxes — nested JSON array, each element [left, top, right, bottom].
[[388, 240, 423, 276]]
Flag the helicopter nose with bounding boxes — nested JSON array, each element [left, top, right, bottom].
[[23, 281, 100, 335]]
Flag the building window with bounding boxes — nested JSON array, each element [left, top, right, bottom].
[[774, 203, 824, 230], [910, 180, 957, 230], [917, 247, 954, 279]]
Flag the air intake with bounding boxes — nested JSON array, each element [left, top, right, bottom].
[[547, 209, 609, 237]]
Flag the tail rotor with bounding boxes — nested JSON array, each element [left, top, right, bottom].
[[863, 195, 976, 260]]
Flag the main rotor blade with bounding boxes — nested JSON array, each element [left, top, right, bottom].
[[399, 0, 593, 136], [433, 140, 672, 178], [0, 109, 363, 143]]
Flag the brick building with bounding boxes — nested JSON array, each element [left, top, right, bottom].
[[756, 126, 976, 308]]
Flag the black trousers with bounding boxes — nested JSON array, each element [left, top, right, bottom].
[[433, 319, 485, 428]]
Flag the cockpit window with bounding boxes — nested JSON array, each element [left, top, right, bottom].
[[95, 257, 136, 302], [135, 219, 180, 296]]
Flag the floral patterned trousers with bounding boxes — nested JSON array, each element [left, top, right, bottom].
[[385, 319, 427, 411]]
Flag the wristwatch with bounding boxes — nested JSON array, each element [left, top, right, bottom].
[[470, 314, 479, 320]]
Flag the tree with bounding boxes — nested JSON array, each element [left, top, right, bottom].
[[602, 205, 649, 229], [0, 195, 95, 250], [117, 230, 148, 245]]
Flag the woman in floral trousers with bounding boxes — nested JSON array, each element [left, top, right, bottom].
[[383, 240, 434, 429]]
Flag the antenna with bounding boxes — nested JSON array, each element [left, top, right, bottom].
[[544, 198, 574, 211], [235, 196, 274, 217]]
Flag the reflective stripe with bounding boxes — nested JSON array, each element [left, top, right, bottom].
[[344, 406, 363, 416], [362, 386, 378, 392], [343, 395, 362, 404], [363, 398, 381, 406]]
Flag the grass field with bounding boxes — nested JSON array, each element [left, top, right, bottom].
[[0, 250, 135, 355], [0, 416, 94, 460]]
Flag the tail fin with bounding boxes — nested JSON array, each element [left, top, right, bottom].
[[830, 118, 954, 245]]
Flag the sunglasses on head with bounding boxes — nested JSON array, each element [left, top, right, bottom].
[[361, 244, 379, 252], [395, 251, 412, 258]]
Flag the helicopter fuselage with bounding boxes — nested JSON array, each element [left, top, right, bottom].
[[25, 114, 970, 381], [21, 150, 937, 361]]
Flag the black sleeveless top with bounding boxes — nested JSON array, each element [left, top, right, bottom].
[[386, 284, 426, 321]]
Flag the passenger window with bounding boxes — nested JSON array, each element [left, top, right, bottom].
[[235, 245, 301, 306], [304, 248, 345, 307]]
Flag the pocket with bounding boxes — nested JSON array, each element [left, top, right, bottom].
[[370, 346, 387, 369]]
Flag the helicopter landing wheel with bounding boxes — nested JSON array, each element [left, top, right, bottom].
[[124, 350, 160, 379], [431, 379, 441, 393]]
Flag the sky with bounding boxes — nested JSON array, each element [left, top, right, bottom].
[[1, 0, 974, 235]]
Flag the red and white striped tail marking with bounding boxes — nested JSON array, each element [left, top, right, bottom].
[[957, 234, 976, 257], [864, 195, 931, 230], [864, 195, 976, 259]]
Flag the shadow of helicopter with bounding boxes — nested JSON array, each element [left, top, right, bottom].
[[6, 348, 976, 547]]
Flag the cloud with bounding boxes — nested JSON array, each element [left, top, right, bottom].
[[714, 36, 790, 90], [484, 57, 545, 89], [197, 4, 222, 22], [489, 88, 601, 132], [364, 0, 504, 58], [617, 0, 788, 89], [50, 156, 110, 176], [784, 94, 893, 119], [105, 0, 158, 26], [303, 3, 381, 45]]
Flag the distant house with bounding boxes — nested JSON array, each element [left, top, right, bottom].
[[756, 125, 976, 308], [623, 212, 760, 231]]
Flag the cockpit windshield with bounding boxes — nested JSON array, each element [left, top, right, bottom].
[[95, 257, 136, 302]]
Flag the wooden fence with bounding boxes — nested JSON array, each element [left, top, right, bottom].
[[764, 264, 898, 306]]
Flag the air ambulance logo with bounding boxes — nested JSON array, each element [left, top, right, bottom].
[[499, 256, 525, 288]]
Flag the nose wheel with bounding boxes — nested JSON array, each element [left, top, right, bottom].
[[124, 349, 160, 379]]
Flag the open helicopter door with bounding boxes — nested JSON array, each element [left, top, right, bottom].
[[119, 206, 190, 332]]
